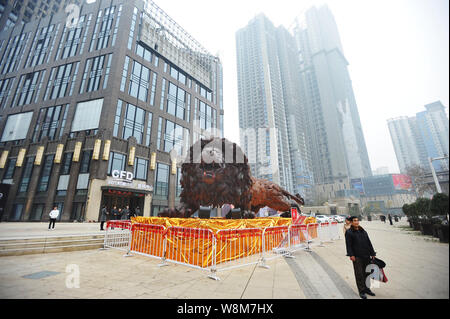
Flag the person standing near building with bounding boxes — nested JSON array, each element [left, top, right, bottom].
[[100, 205, 109, 231], [388, 214, 393, 225], [135, 206, 141, 217], [48, 206, 59, 230], [121, 206, 130, 220], [111, 206, 119, 220], [345, 216, 377, 299]]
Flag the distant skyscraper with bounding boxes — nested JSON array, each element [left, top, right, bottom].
[[236, 14, 314, 200], [372, 167, 390, 176], [293, 5, 372, 186], [388, 101, 449, 173]]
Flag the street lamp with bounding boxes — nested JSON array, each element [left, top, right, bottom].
[[428, 155, 449, 193]]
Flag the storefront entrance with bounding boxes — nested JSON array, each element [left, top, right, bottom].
[[101, 189, 145, 218]]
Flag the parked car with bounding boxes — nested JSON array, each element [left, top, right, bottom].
[[330, 215, 345, 223], [315, 215, 330, 223]]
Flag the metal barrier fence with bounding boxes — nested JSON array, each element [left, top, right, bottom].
[[330, 221, 340, 240], [102, 220, 132, 256], [101, 221, 341, 280]]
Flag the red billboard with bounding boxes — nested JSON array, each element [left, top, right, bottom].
[[392, 174, 413, 191]]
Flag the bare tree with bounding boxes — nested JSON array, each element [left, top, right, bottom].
[[406, 165, 435, 197]]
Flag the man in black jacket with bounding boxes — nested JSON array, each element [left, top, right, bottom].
[[345, 216, 377, 299]]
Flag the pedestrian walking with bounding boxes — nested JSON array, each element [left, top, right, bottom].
[[48, 206, 59, 230], [345, 216, 377, 299], [388, 214, 393, 225], [100, 205, 109, 231]]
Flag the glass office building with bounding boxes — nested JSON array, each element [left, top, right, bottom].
[[0, 0, 223, 222]]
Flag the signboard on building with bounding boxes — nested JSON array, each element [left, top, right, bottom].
[[392, 174, 413, 191], [351, 178, 365, 195]]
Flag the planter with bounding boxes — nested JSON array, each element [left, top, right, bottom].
[[412, 220, 421, 231], [419, 222, 434, 236], [437, 225, 449, 243], [367, 216, 372, 221], [394, 216, 399, 222]]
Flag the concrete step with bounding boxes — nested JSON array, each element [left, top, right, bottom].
[[0, 234, 106, 257]]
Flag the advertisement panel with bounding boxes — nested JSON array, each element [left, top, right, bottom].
[[392, 174, 413, 191], [351, 178, 365, 195]]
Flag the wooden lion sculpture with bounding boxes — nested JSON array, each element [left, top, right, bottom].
[[158, 137, 304, 218]]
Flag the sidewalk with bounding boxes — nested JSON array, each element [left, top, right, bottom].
[[0, 219, 448, 299], [0, 222, 104, 239]]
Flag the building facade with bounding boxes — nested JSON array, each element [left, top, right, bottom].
[[388, 101, 449, 173], [0, 0, 223, 222], [293, 5, 372, 186], [236, 14, 314, 202]]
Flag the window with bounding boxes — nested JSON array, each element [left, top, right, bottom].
[[151, 205, 167, 217], [10, 204, 23, 221], [18, 157, 35, 193], [3, 158, 16, 180], [154, 163, 169, 199], [0, 77, 14, 109], [56, 15, 88, 60], [32, 105, 68, 142], [149, 73, 157, 106], [79, 150, 92, 174], [136, 43, 154, 64], [60, 152, 72, 175], [129, 61, 150, 102], [145, 112, 153, 147], [1, 32, 30, 75], [12, 70, 46, 107], [30, 204, 45, 221], [120, 56, 130, 92], [160, 79, 166, 110], [44, 62, 79, 100], [37, 154, 54, 192], [127, 7, 138, 50], [134, 158, 148, 180], [71, 98, 103, 133], [113, 100, 122, 137], [122, 101, 145, 144], [79, 54, 112, 93], [90, 6, 115, 52], [1, 112, 33, 142], [166, 82, 188, 121], [26, 23, 59, 67], [107, 152, 126, 175], [163, 119, 189, 156]]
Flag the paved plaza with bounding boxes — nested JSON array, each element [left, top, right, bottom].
[[0, 220, 448, 299]]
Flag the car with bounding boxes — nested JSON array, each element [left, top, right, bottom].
[[315, 215, 331, 223], [330, 215, 345, 223]]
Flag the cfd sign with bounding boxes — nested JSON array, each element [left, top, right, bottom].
[[112, 170, 134, 183]]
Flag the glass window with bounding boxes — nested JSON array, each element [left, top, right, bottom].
[[134, 157, 148, 180], [3, 158, 16, 179], [79, 150, 92, 174], [18, 157, 35, 193], [71, 98, 103, 132], [33, 105, 66, 142], [154, 163, 169, 199], [145, 112, 153, 147], [113, 100, 122, 137], [107, 152, 126, 175], [1, 112, 33, 142], [122, 101, 145, 144], [37, 154, 54, 192]]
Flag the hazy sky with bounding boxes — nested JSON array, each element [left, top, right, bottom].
[[154, 0, 449, 174]]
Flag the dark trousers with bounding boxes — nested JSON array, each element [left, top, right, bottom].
[[48, 218, 56, 229], [352, 257, 371, 294], [100, 221, 105, 230]]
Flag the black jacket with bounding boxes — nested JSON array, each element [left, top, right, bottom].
[[345, 226, 376, 258]]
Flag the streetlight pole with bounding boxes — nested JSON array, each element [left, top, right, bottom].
[[428, 155, 449, 194]]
